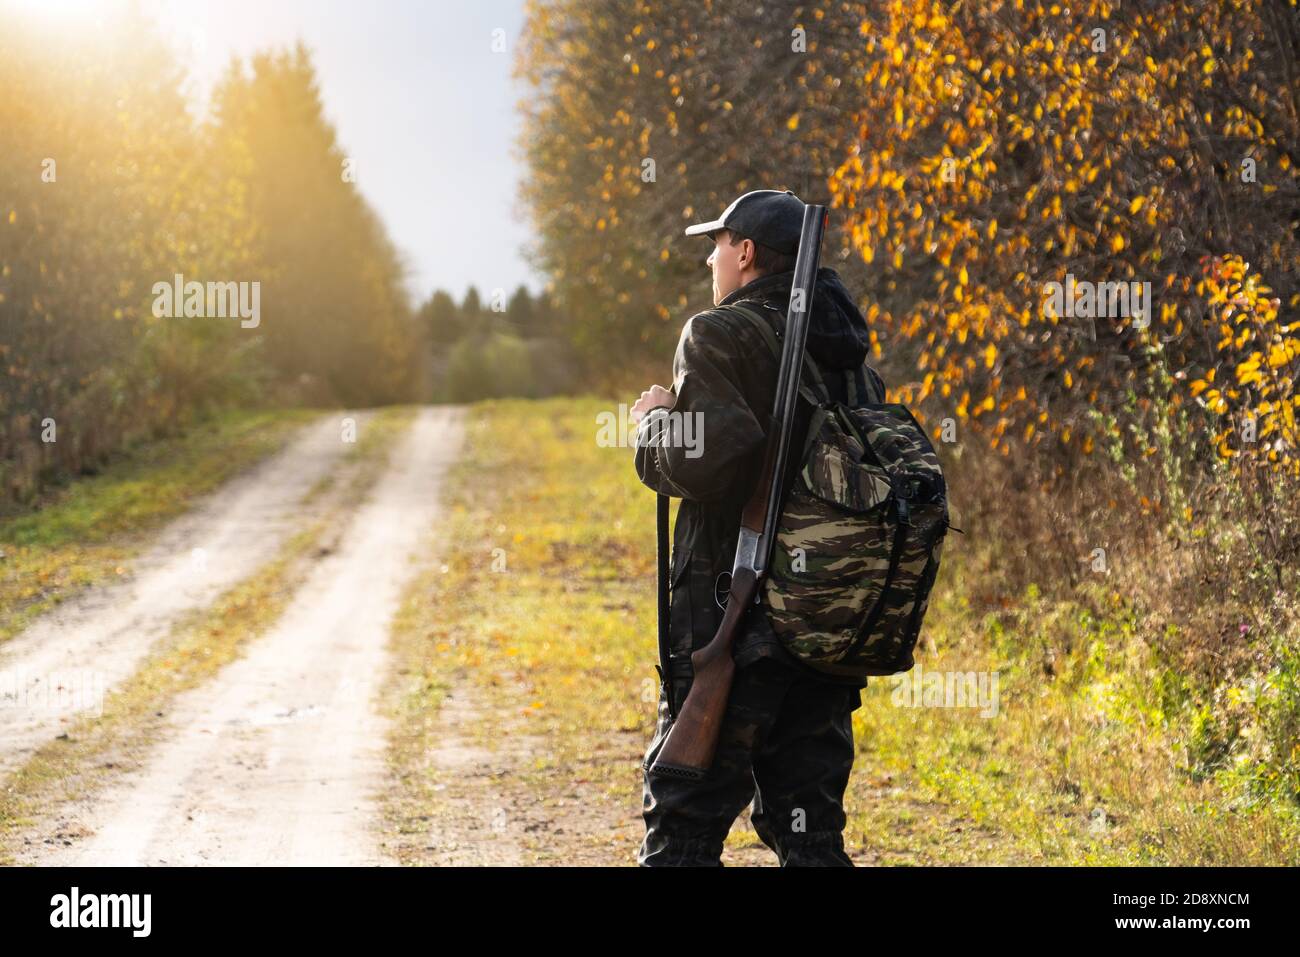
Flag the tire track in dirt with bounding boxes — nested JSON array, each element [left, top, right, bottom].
[[0, 413, 363, 779], [23, 407, 464, 866]]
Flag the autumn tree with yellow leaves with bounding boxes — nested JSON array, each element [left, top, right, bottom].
[[517, 0, 875, 366], [826, 0, 1298, 477], [519, 0, 1298, 477]]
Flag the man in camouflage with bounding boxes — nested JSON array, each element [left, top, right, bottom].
[[630, 189, 885, 866]]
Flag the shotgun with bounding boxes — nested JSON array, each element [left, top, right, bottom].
[[647, 202, 828, 781]]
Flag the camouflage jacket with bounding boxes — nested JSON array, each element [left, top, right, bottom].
[[634, 267, 885, 690]]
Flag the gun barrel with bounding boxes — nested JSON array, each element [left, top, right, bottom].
[[756, 204, 826, 576]]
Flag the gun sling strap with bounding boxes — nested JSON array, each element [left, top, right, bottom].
[[655, 492, 675, 717]]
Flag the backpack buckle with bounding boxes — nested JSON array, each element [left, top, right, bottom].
[[891, 473, 915, 526]]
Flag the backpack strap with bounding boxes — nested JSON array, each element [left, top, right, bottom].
[[845, 367, 861, 405], [847, 361, 888, 404], [862, 364, 887, 403], [725, 302, 831, 406]]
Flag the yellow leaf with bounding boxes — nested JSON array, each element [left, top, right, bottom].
[[1129, 196, 1146, 214], [1111, 234, 1125, 253], [786, 113, 800, 131]]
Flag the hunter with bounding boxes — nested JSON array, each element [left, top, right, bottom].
[[630, 188, 885, 866]]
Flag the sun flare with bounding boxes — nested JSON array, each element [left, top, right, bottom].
[[2, 0, 108, 21]]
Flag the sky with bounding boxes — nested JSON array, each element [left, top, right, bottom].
[[134, 0, 540, 305]]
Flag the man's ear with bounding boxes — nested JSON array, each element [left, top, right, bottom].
[[739, 238, 756, 270]]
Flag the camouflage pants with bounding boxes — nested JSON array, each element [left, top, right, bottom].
[[637, 656, 862, 866]]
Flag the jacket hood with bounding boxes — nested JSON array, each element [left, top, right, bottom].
[[719, 266, 870, 370]]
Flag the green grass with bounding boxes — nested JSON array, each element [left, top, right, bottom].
[[384, 398, 654, 864], [0, 409, 317, 644], [386, 397, 1300, 865], [852, 571, 1300, 865]]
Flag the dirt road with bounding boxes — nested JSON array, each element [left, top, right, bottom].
[[15, 407, 464, 865], [0, 413, 368, 779]]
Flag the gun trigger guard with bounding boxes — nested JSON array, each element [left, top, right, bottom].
[[713, 571, 731, 610]]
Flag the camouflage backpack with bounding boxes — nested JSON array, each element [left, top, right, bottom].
[[731, 303, 950, 679]]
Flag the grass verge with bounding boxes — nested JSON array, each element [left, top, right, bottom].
[[384, 397, 1299, 865], [0, 409, 317, 644], [383, 398, 653, 865]]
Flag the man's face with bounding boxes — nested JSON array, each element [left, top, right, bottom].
[[706, 229, 748, 305]]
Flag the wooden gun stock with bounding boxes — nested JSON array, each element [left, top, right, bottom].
[[646, 566, 756, 780]]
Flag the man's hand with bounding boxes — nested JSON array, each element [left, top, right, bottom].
[[630, 384, 676, 423]]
